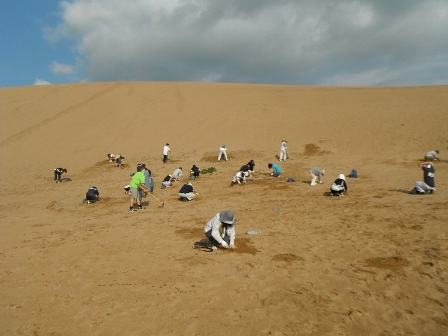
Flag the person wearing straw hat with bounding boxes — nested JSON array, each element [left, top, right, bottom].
[[204, 210, 237, 251]]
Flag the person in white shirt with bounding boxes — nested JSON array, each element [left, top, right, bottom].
[[162, 143, 171, 163], [279, 140, 287, 162], [204, 210, 237, 251], [218, 145, 228, 161], [172, 167, 184, 180]]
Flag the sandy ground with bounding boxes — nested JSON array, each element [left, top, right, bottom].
[[1, 82, 447, 335]]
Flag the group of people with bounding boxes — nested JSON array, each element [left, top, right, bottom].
[[54, 143, 441, 251], [231, 160, 256, 186]]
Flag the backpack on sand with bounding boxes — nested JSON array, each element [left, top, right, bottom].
[[349, 169, 358, 178]]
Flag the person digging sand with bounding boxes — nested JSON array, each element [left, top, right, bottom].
[[204, 210, 237, 251]]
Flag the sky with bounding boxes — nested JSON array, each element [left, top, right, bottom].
[[1, 0, 448, 88]]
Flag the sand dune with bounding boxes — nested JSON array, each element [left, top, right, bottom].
[[1, 82, 447, 335]]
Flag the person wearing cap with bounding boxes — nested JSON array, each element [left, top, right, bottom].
[[309, 167, 325, 186], [204, 210, 237, 251], [246, 159, 255, 173], [84, 186, 100, 204], [279, 140, 288, 162], [106, 154, 115, 162], [218, 145, 228, 161], [268, 163, 281, 177], [419, 161, 435, 188], [178, 182, 198, 201], [425, 150, 440, 161], [162, 143, 171, 163], [161, 175, 174, 188], [330, 174, 348, 196], [129, 165, 150, 212], [172, 167, 184, 180], [54, 168, 67, 183]]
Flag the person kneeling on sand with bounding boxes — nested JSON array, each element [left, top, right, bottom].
[[178, 182, 198, 201], [190, 164, 201, 179], [204, 210, 237, 251], [172, 167, 184, 180], [309, 167, 325, 185], [231, 170, 247, 186], [268, 163, 281, 177], [83, 186, 100, 204], [410, 181, 436, 195], [129, 166, 150, 212], [330, 174, 348, 196], [425, 150, 440, 161], [161, 175, 174, 188], [107, 154, 116, 162]]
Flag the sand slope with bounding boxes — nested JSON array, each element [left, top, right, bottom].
[[1, 82, 447, 335]]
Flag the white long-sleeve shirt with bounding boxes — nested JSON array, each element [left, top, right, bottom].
[[204, 213, 236, 245]]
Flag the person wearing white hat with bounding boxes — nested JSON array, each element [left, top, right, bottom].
[[204, 210, 237, 251], [218, 145, 228, 161], [330, 174, 348, 196]]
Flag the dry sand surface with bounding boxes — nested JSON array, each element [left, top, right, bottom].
[[1, 82, 447, 335]]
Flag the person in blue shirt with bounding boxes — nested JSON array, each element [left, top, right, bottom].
[[268, 163, 281, 177]]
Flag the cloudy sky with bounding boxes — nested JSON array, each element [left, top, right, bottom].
[[1, 0, 448, 87]]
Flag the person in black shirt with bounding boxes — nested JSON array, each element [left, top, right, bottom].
[[419, 161, 435, 188], [190, 164, 201, 179], [54, 168, 67, 183], [84, 186, 100, 204], [178, 182, 198, 201]]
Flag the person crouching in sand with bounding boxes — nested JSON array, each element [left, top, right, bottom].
[[204, 210, 237, 251], [330, 174, 347, 196]]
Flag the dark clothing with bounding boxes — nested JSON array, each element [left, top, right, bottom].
[[205, 228, 230, 248], [179, 184, 194, 194], [54, 168, 66, 181], [421, 163, 435, 187], [240, 165, 250, 173], [247, 160, 255, 171], [86, 187, 99, 202], [191, 165, 200, 177], [163, 155, 168, 163], [163, 175, 172, 182]]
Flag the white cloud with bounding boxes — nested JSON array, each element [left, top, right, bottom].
[[47, 0, 448, 86], [33, 78, 52, 85], [50, 61, 75, 75]]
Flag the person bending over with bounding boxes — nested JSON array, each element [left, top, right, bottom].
[[204, 210, 237, 251]]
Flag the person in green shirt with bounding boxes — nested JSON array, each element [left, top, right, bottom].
[[129, 166, 150, 212]]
